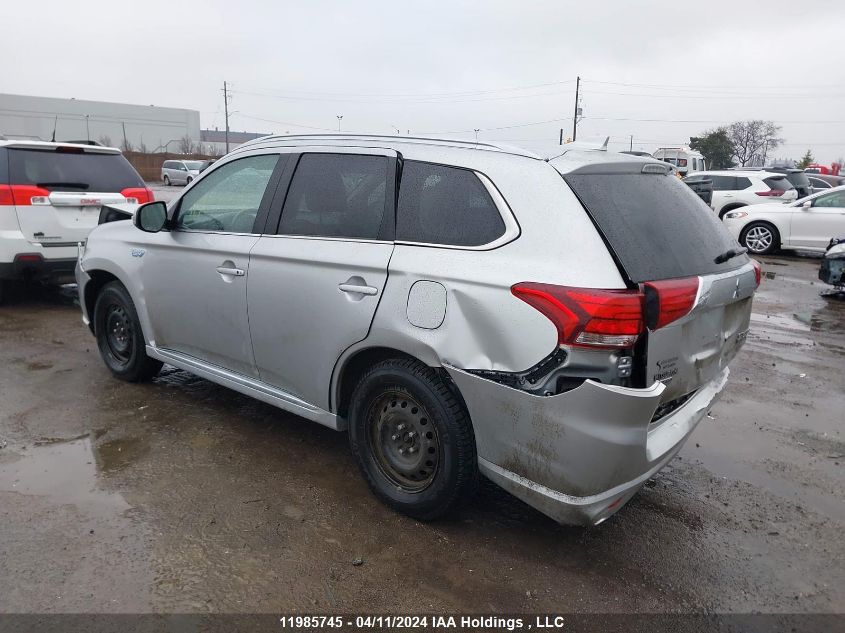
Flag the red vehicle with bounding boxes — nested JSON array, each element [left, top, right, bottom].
[[805, 163, 841, 176]]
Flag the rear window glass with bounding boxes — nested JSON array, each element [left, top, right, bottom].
[[785, 172, 810, 188], [564, 171, 747, 282], [764, 176, 794, 191], [397, 161, 505, 247], [8, 148, 144, 192], [710, 175, 736, 191]]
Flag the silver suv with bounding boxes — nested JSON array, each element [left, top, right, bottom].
[[76, 135, 758, 526], [161, 160, 204, 186]]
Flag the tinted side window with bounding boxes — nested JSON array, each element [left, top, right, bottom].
[[810, 178, 831, 189], [397, 161, 505, 247], [278, 153, 389, 240], [710, 175, 736, 191], [735, 177, 752, 189], [176, 154, 279, 233]]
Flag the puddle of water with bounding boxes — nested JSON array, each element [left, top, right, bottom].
[[95, 436, 150, 472], [0, 437, 130, 512]]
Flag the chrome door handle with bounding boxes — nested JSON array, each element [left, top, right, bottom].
[[338, 283, 378, 296], [216, 266, 245, 277]]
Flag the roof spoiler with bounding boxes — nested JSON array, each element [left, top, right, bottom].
[[545, 136, 609, 161]]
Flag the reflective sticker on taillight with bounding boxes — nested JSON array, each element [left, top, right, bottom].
[[511, 283, 644, 349]]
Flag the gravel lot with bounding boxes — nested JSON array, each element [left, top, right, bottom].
[[0, 253, 842, 615]]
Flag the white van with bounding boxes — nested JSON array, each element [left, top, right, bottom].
[[653, 147, 706, 176]]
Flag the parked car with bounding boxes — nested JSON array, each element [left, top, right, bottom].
[[77, 135, 757, 526], [728, 166, 813, 198], [0, 140, 151, 304], [653, 146, 706, 176], [161, 159, 204, 186], [819, 235, 845, 295], [723, 185, 845, 255], [681, 174, 713, 206], [689, 170, 798, 218], [807, 174, 845, 190]]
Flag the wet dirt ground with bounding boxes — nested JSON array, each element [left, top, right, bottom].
[[0, 254, 842, 615]]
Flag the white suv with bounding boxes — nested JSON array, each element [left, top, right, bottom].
[[685, 170, 798, 218], [0, 141, 151, 303]]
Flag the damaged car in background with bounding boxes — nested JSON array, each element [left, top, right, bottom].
[[75, 135, 758, 526], [820, 235, 845, 297]]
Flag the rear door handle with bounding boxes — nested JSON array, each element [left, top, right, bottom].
[[216, 266, 245, 277], [338, 283, 378, 296]]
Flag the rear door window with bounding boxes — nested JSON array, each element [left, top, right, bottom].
[[8, 148, 144, 192], [734, 177, 752, 189], [396, 161, 505, 247], [176, 154, 279, 233], [564, 168, 746, 282], [278, 153, 389, 240]]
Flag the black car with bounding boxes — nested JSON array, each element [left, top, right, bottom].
[[681, 174, 714, 206], [807, 174, 845, 190]]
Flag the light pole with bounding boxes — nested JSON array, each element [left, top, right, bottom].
[[474, 128, 480, 143], [391, 125, 400, 135], [85, 115, 90, 142], [337, 115, 343, 132]]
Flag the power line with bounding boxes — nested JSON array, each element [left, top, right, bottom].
[[581, 88, 845, 100], [229, 79, 576, 100], [228, 88, 575, 105], [582, 79, 845, 93]]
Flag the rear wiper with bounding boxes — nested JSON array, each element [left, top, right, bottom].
[[714, 247, 748, 264], [36, 182, 90, 190]]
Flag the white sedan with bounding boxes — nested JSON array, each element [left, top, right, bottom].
[[723, 185, 845, 255]]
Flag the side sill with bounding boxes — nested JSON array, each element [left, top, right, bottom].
[[146, 346, 343, 431]]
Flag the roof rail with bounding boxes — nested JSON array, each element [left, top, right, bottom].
[[235, 133, 542, 159]]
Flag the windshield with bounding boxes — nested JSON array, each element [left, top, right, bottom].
[[564, 169, 747, 282], [184, 161, 204, 170]]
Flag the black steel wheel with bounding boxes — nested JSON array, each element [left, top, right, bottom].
[[348, 358, 478, 521], [94, 281, 162, 382]]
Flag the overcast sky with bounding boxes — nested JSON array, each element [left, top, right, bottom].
[[3, 0, 844, 162]]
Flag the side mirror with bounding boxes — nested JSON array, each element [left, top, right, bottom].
[[802, 200, 813, 209], [134, 201, 168, 233]]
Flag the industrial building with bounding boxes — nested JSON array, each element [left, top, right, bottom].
[[0, 92, 201, 151]]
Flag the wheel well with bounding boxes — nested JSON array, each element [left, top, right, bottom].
[[741, 220, 780, 241], [719, 203, 746, 219], [335, 347, 435, 419], [83, 270, 120, 332]]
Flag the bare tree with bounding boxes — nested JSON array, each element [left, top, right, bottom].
[[137, 138, 148, 154], [726, 120, 783, 166], [178, 135, 196, 154], [98, 134, 113, 147], [120, 137, 134, 152]]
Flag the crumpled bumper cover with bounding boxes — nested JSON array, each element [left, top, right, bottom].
[[446, 365, 730, 526]]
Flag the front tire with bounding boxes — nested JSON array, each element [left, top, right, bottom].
[[93, 282, 162, 382], [348, 358, 478, 521], [740, 221, 780, 255], [163, 175, 170, 186]]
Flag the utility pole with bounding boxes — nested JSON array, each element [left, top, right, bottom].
[[337, 115, 343, 132], [85, 115, 90, 143], [122, 122, 128, 150], [222, 81, 230, 154], [559, 128, 563, 145], [630, 135, 633, 151], [572, 76, 580, 142]]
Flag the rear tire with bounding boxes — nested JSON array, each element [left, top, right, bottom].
[[163, 175, 170, 186], [186, 176, 193, 185], [93, 281, 162, 382], [740, 221, 780, 256], [348, 358, 478, 521]]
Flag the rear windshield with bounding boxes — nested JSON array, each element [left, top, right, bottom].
[[8, 148, 144, 192], [763, 176, 794, 191], [564, 169, 747, 283], [785, 172, 810, 188]]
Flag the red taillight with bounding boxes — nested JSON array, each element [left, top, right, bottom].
[[643, 277, 700, 330], [756, 189, 785, 197], [0, 184, 13, 205], [511, 283, 644, 349], [14, 253, 44, 263], [121, 187, 154, 204], [752, 259, 761, 287], [8, 185, 51, 206], [513, 278, 701, 349]]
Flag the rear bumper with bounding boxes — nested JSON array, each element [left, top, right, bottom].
[[0, 256, 78, 284], [446, 365, 730, 526]]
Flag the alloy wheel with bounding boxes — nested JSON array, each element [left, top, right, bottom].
[[745, 225, 773, 253]]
